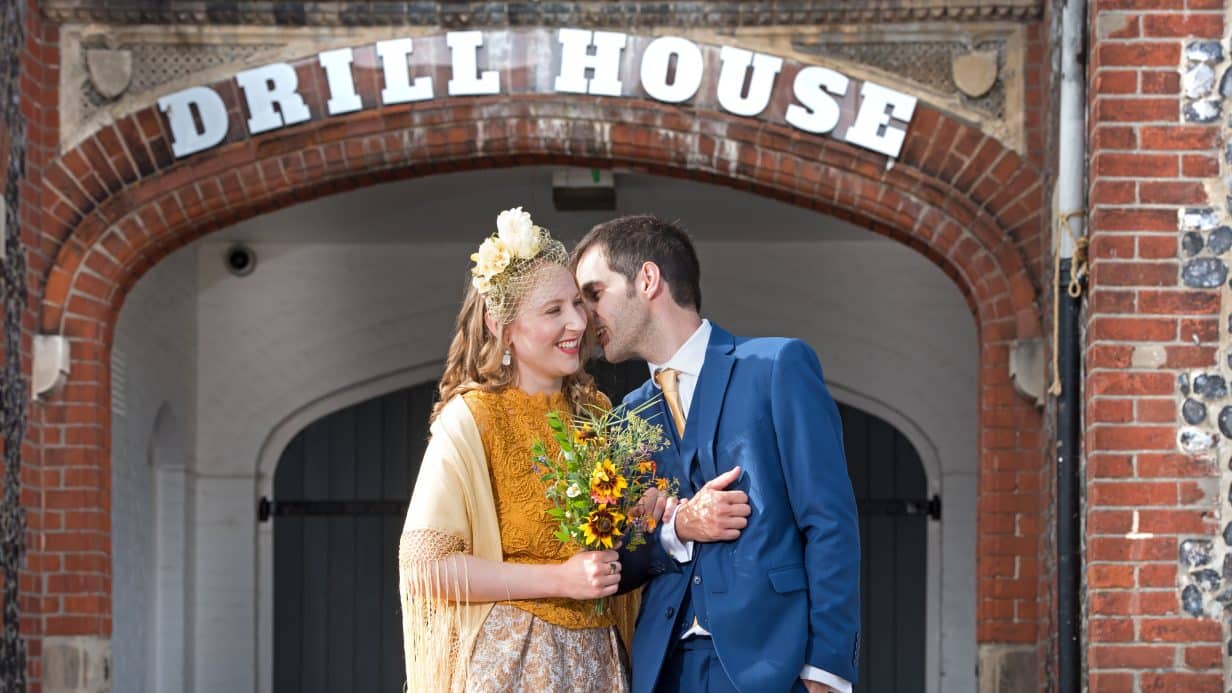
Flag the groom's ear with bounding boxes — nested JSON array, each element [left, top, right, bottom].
[[639, 261, 665, 300]]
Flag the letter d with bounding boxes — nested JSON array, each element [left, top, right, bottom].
[[158, 86, 229, 158]]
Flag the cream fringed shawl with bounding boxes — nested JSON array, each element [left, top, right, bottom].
[[398, 395, 640, 692]]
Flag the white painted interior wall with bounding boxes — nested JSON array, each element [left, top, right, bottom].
[[110, 167, 979, 693], [111, 248, 197, 693]]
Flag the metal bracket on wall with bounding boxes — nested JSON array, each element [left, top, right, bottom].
[[32, 335, 71, 400], [257, 495, 407, 523]]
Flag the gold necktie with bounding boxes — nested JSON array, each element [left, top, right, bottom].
[[654, 368, 686, 437]]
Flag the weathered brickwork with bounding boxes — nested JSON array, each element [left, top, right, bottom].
[[1085, 3, 1230, 692]]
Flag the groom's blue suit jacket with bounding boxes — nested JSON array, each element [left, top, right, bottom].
[[618, 324, 861, 692]]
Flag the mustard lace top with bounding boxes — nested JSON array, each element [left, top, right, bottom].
[[463, 387, 615, 630]]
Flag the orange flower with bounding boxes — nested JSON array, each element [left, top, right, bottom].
[[656, 477, 669, 491], [636, 460, 657, 474]]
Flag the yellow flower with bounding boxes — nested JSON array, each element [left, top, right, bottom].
[[581, 506, 626, 549], [471, 236, 511, 279], [573, 424, 598, 447], [590, 459, 628, 505], [636, 460, 656, 474], [655, 477, 669, 492]]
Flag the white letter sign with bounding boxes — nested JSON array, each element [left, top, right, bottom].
[[376, 38, 435, 104], [317, 48, 363, 115], [235, 63, 312, 135], [555, 29, 627, 96], [158, 86, 229, 158], [446, 31, 500, 96], [785, 66, 850, 134], [844, 81, 918, 158], [716, 46, 783, 117], [640, 36, 704, 104], [160, 30, 921, 161]]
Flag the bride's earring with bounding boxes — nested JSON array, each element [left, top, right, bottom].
[[502, 348, 512, 367]]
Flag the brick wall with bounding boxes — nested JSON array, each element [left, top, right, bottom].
[[1086, 2, 1230, 691], [11, 0, 62, 689]]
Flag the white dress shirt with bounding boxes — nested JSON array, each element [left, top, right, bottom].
[[648, 319, 852, 693]]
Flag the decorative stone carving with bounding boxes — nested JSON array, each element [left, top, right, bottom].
[[84, 48, 132, 100], [952, 49, 998, 97], [80, 41, 284, 114], [792, 37, 1006, 117]]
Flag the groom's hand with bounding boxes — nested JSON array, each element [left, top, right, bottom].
[[675, 466, 750, 543], [802, 681, 837, 693], [631, 487, 671, 530]]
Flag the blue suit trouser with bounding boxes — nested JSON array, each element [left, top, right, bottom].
[[655, 637, 812, 693], [655, 637, 738, 693]]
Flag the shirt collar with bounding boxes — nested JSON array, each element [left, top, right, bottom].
[[648, 319, 711, 384]]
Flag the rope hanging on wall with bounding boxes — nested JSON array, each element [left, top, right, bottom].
[[1048, 210, 1087, 397]]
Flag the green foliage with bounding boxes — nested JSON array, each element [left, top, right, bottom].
[[532, 397, 678, 552]]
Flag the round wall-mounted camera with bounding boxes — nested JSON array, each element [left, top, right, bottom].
[[225, 244, 257, 277]]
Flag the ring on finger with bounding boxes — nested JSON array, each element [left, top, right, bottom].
[[609, 562, 618, 574]]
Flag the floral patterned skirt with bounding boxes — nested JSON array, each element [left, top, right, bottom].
[[466, 604, 630, 692]]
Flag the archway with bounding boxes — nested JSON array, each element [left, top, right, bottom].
[[33, 32, 1044, 693]]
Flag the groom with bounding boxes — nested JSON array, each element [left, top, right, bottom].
[[573, 215, 860, 693]]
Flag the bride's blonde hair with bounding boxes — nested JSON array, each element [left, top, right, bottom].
[[432, 260, 602, 422]]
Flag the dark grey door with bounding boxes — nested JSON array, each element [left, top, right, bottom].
[[842, 404, 929, 693], [271, 382, 435, 693]]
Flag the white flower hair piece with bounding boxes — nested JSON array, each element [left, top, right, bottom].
[[469, 207, 569, 323]]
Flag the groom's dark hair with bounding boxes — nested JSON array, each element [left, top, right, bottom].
[[573, 214, 702, 311]]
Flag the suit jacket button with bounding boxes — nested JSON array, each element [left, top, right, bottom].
[[666, 607, 675, 619], [693, 576, 702, 585]]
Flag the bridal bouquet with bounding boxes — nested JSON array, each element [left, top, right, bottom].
[[533, 399, 676, 564]]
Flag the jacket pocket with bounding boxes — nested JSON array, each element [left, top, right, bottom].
[[768, 565, 807, 594]]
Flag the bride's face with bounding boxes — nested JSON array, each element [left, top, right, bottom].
[[505, 264, 588, 392]]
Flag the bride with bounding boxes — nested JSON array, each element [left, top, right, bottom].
[[398, 208, 656, 691]]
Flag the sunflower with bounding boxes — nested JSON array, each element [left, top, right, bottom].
[[581, 506, 626, 549], [590, 459, 629, 505]]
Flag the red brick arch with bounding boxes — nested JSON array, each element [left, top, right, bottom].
[[40, 97, 1043, 338], [30, 89, 1046, 651]]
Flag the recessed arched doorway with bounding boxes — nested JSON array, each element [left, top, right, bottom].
[[103, 166, 980, 693]]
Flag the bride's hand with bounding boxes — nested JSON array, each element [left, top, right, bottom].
[[555, 549, 621, 600]]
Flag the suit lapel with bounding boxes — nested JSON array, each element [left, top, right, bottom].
[[682, 325, 736, 483]]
